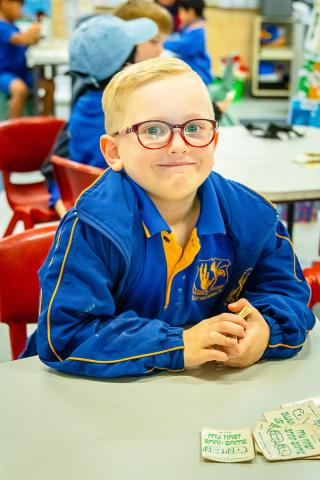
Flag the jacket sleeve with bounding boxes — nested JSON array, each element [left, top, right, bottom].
[[164, 29, 204, 57], [242, 220, 315, 360], [37, 212, 184, 377], [0, 23, 15, 43]]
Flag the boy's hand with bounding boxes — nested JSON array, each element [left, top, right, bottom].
[[24, 24, 41, 44], [183, 313, 247, 369], [11, 23, 41, 46], [220, 298, 270, 368]]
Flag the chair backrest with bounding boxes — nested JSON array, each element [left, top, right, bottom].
[[303, 262, 320, 308], [51, 155, 104, 209], [0, 117, 65, 172], [0, 225, 57, 358]]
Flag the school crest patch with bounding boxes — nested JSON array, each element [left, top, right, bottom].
[[226, 268, 253, 304], [192, 258, 231, 301]]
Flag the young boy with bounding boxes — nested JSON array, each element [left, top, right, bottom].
[[163, 0, 213, 85], [27, 57, 315, 378], [0, 0, 40, 117]]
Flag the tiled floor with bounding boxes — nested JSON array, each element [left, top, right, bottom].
[[0, 93, 319, 361]]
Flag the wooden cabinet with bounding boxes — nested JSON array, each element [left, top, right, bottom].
[[205, 7, 257, 75]]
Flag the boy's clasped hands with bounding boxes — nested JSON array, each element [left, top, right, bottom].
[[183, 298, 271, 369]]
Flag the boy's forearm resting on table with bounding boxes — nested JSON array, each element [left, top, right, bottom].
[[37, 217, 184, 377], [233, 221, 315, 361], [37, 213, 314, 377]]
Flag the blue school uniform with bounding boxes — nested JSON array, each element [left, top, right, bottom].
[[22, 170, 315, 377], [164, 21, 213, 85], [0, 20, 33, 94], [68, 90, 106, 168]]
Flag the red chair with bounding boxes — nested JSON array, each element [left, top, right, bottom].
[[0, 117, 65, 237], [0, 225, 56, 359], [51, 155, 104, 210], [303, 261, 320, 308]]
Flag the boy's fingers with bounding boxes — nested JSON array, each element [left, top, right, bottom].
[[205, 331, 237, 348], [202, 348, 228, 363], [222, 334, 251, 358], [228, 298, 254, 315], [208, 314, 247, 329], [215, 321, 246, 338]]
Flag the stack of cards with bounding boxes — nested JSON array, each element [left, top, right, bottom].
[[201, 396, 320, 463], [253, 400, 320, 461]]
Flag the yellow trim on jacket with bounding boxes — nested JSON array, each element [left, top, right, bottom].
[[47, 217, 79, 361]]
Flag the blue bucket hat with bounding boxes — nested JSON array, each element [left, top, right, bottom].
[[69, 15, 158, 82]]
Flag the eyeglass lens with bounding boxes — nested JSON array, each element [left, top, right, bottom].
[[137, 120, 215, 148]]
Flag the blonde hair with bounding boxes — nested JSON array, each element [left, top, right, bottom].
[[114, 0, 173, 35], [102, 57, 200, 133]]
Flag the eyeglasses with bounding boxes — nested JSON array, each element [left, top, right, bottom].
[[112, 119, 218, 150]]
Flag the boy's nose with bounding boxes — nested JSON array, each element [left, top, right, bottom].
[[167, 130, 189, 154]]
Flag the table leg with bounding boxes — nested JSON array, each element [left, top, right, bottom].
[[32, 65, 41, 114]]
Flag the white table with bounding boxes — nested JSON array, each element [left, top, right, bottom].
[[26, 39, 69, 115], [0, 323, 319, 480], [214, 126, 320, 237], [27, 39, 69, 68]]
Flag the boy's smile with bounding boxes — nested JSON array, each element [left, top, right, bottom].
[[101, 73, 217, 208]]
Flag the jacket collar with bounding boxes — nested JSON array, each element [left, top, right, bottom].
[[128, 175, 226, 238], [75, 170, 278, 259]]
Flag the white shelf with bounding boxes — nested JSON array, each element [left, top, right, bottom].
[[260, 47, 294, 60], [252, 88, 291, 97]]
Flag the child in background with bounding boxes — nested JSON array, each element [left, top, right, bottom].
[[156, 0, 180, 31], [114, 0, 173, 41], [42, 14, 159, 218], [164, 0, 213, 85], [42, 2, 172, 218], [0, 0, 40, 117], [24, 57, 315, 378]]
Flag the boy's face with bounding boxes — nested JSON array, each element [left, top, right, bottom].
[[0, 0, 23, 21], [101, 73, 217, 205], [134, 34, 164, 63], [178, 7, 196, 27]]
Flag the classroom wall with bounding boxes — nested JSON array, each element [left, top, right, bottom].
[[205, 6, 257, 76], [50, 2, 258, 75], [51, 0, 66, 38]]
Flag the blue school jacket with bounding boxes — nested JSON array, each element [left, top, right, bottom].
[[26, 170, 315, 377], [68, 90, 106, 168], [164, 23, 213, 85]]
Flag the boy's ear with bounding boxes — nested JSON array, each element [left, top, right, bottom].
[[213, 131, 219, 149], [100, 135, 123, 171]]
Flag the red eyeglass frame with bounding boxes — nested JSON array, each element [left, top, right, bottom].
[[112, 118, 219, 150]]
